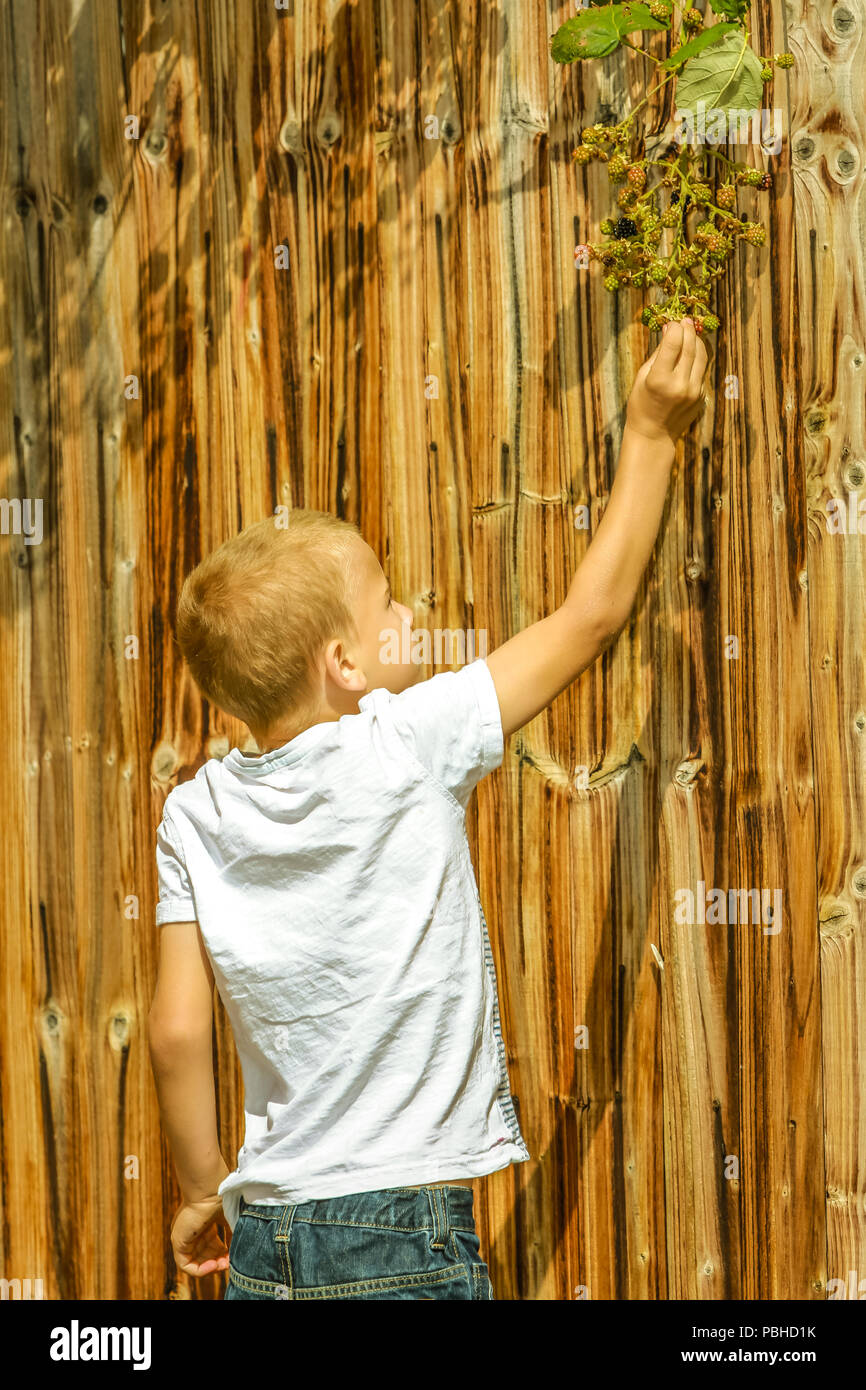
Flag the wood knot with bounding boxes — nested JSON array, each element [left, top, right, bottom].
[[674, 757, 704, 786], [440, 116, 462, 145], [151, 742, 178, 781], [144, 129, 168, 158], [109, 1011, 131, 1051], [832, 7, 856, 35], [279, 119, 304, 156], [41, 1002, 63, 1035], [818, 897, 852, 936], [316, 116, 341, 148]]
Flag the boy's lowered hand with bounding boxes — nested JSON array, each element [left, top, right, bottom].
[[625, 317, 709, 446], [171, 1192, 230, 1278]]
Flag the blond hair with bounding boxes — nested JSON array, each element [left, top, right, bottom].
[[175, 509, 364, 740]]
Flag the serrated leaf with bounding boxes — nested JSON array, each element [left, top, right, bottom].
[[551, 7, 622, 61], [551, 2, 669, 63], [663, 21, 739, 69], [707, 0, 751, 19], [674, 28, 764, 119]]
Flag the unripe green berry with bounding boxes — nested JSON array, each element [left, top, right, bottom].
[[572, 144, 595, 165], [607, 153, 628, 181], [683, 8, 703, 31], [600, 218, 615, 235], [603, 273, 619, 292], [743, 223, 766, 246], [648, 1, 670, 21], [661, 208, 680, 227], [761, 65, 773, 81], [649, 261, 668, 284], [774, 52, 794, 69], [717, 185, 736, 209], [703, 313, 720, 332]]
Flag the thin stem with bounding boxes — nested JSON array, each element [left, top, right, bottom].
[[626, 67, 679, 123], [621, 37, 662, 63]]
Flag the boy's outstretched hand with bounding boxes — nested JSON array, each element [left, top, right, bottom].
[[171, 1193, 231, 1278], [625, 317, 710, 446]]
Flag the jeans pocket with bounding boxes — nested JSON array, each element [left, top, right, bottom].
[[225, 1214, 290, 1300], [470, 1262, 495, 1300], [449, 1228, 494, 1300]]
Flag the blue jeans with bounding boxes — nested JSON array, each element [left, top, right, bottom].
[[224, 1185, 494, 1300]]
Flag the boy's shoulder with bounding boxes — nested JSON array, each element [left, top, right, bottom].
[[159, 756, 224, 826]]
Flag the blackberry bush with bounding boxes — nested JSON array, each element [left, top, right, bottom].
[[554, 1, 795, 335]]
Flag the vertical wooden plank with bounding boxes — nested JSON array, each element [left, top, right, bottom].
[[654, 1, 824, 1298], [544, 4, 672, 1302], [787, 0, 866, 1297]]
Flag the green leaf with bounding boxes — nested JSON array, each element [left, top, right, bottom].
[[551, 2, 669, 63], [663, 21, 739, 70], [674, 28, 764, 119], [707, 0, 751, 19], [551, 7, 623, 61], [615, 3, 670, 36]]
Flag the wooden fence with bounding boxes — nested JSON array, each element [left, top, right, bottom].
[[0, 0, 862, 1300]]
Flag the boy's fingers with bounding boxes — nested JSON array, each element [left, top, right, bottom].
[[688, 336, 709, 396], [672, 316, 697, 385], [652, 316, 685, 371]]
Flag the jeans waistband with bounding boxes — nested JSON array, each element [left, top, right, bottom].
[[237, 1185, 476, 1230]]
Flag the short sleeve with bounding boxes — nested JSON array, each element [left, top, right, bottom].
[[155, 810, 197, 925], [369, 656, 504, 811]]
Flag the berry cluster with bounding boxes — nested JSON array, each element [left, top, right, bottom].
[[570, 67, 790, 334]]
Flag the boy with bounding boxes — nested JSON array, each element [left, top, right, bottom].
[[148, 319, 708, 1299]]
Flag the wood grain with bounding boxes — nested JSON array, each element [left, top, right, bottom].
[[0, 0, 859, 1301]]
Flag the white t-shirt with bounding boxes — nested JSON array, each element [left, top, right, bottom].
[[155, 655, 530, 1231]]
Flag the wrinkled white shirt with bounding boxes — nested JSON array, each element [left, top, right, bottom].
[[155, 655, 530, 1231]]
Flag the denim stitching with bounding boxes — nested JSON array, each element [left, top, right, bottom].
[[274, 1203, 295, 1291], [227, 1264, 468, 1298]]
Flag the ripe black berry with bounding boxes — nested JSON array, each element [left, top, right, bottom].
[[613, 217, 638, 239]]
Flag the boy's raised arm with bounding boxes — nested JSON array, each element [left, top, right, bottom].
[[485, 318, 708, 741]]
